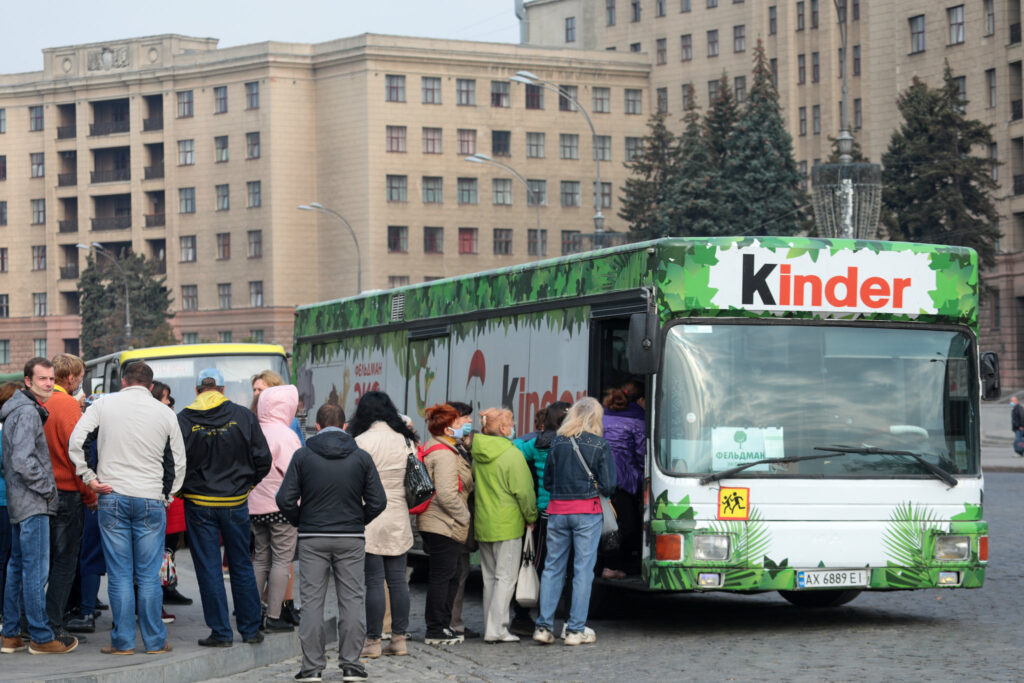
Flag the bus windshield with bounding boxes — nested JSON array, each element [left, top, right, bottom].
[[657, 323, 979, 478], [143, 354, 289, 409]]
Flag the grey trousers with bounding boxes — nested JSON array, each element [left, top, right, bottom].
[[298, 536, 365, 671], [478, 538, 522, 640], [252, 520, 298, 620]]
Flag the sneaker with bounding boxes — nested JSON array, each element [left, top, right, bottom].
[[66, 613, 96, 634], [341, 664, 368, 681], [564, 628, 597, 646], [101, 645, 135, 655], [560, 624, 595, 640], [162, 587, 193, 606], [1, 635, 27, 653], [198, 634, 233, 648], [294, 671, 323, 682], [484, 633, 520, 643], [28, 634, 78, 654], [532, 627, 555, 645], [243, 632, 265, 645], [161, 609, 175, 624], [264, 616, 294, 634], [509, 616, 536, 637], [424, 627, 462, 645]]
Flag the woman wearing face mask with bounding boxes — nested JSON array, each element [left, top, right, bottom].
[[445, 401, 479, 640], [417, 404, 475, 645], [471, 408, 537, 643]]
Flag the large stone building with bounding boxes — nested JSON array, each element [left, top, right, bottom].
[[520, 0, 1024, 385], [0, 33, 649, 369]]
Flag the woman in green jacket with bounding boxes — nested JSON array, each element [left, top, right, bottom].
[[471, 407, 538, 643]]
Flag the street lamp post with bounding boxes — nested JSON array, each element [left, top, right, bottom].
[[297, 203, 362, 295], [510, 71, 605, 236], [76, 242, 131, 347], [465, 153, 546, 258]]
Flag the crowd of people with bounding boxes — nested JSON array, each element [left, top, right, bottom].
[[0, 352, 646, 683]]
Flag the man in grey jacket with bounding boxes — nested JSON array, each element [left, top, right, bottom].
[[0, 357, 78, 655]]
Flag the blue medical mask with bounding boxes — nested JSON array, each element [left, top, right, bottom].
[[508, 426, 516, 440], [449, 423, 470, 438]]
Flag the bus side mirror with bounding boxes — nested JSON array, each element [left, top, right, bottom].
[[980, 351, 1000, 401], [627, 312, 660, 375]]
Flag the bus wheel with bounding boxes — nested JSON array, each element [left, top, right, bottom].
[[778, 589, 861, 608]]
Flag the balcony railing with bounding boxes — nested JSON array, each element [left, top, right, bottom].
[[143, 117, 163, 131], [91, 216, 131, 231], [57, 125, 76, 139], [58, 172, 77, 187], [144, 164, 164, 179], [1011, 23, 1021, 44], [91, 168, 130, 183], [1014, 175, 1024, 196], [145, 213, 166, 227], [58, 219, 78, 233], [89, 120, 129, 136], [60, 264, 79, 280], [1013, 100, 1023, 121]]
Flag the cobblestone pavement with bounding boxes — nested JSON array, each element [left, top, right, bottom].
[[209, 473, 1023, 683]]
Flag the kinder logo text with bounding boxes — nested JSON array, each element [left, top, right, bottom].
[[709, 246, 937, 315]]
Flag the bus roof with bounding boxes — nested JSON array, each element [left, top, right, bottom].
[[295, 236, 977, 340], [116, 343, 287, 365]]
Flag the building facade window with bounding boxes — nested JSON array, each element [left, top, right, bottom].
[[707, 29, 719, 56], [0, 108, 5, 134], [683, 84, 695, 110], [708, 79, 720, 103], [215, 135, 229, 162], [0, 201, 5, 226], [630, 42, 642, 53], [0, 248, 6, 272], [219, 331, 233, 343], [561, 231, 582, 255], [734, 76, 746, 103], [216, 184, 230, 211], [797, 1, 805, 30], [593, 87, 611, 112], [457, 178, 478, 204], [560, 133, 580, 160], [492, 130, 511, 156], [607, 0, 616, 25], [526, 84, 544, 110], [987, 68, 997, 108], [29, 106, 44, 131], [424, 226, 444, 254], [526, 132, 546, 158], [387, 226, 408, 253], [990, 142, 998, 181], [216, 233, 230, 260], [422, 127, 442, 154], [386, 125, 407, 153], [561, 181, 581, 207], [681, 33, 693, 61], [528, 229, 548, 257], [493, 228, 513, 255], [594, 135, 612, 161], [625, 137, 643, 161], [657, 87, 668, 112], [0, 340, 8, 363], [491, 81, 510, 107], [245, 81, 260, 109], [657, 0, 666, 15], [214, 86, 228, 114], [31, 198, 45, 224], [178, 139, 195, 165], [707, 0, 717, 8], [180, 235, 196, 262], [34, 339, 47, 358], [985, 0, 995, 35], [249, 329, 264, 343], [387, 276, 410, 289], [247, 180, 262, 207], [246, 132, 260, 159], [681, 0, 691, 11], [559, 85, 578, 112], [458, 227, 478, 254], [458, 129, 477, 155], [953, 75, 967, 113], [798, 54, 806, 83], [422, 77, 442, 104], [769, 6, 777, 34], [853, 98, 862, 128], [177, 90, 194, 118], [457, 79, 476, 106], [422, 176, 443, 203], [910, 15, 926, 53], [181, 285, 198, 311], [386, 175, 407, 202], [632, 0, 641, 21], [33, 292, 47, 316], [493, 178, 512, 205], [656, 38, 667, 64], [812, 52, 820, 82], [853, 45, 860, 75], [810, 0, 819, 27], [812, 104, 821, 134], [181, 332, 198, 344], [385, 75, 406, 102], [0, 155, 5, 180], [799, 107, 807, 135], [734, 25, 746, 52], [625, 89, 643, 114], [595, 181, 612, 209], [218, 283, 232, 310], [30, 152, 44, 178], [566, 16, 577, 42], [248, 230, 263, 258], [948, 5, 965, 45], [31, 245, 45, 271]]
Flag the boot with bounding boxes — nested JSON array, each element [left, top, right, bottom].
[[382, 633, 407, 656], [281, 599, 301, 625], [360, 636, 382, 659]]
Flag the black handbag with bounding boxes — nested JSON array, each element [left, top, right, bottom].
[[404, 439, 436, 511]]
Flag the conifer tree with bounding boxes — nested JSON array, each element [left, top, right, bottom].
[[723, 40, 807, 235], [703, 72, 738, 167], [881, 65, 1000, 267], [619, 109, 683, 239], [666, 86, 727, 235]]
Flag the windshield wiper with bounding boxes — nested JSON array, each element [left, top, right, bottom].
[[699, 452, 843, 485], [813, 445, 958, 488]]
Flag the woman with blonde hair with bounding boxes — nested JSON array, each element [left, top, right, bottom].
[[471, 407, 537, 643], [532, 397, 616, 647]]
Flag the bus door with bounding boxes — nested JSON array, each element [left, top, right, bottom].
[[406, 324, 451, 437]]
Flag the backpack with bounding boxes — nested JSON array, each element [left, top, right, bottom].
[[407, 442, 461, 515]]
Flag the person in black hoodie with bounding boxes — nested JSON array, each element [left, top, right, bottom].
[[276, 401, 386, 683], [177, 368, 271, 648]]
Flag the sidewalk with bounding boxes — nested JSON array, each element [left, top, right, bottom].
[[980, 399, 1024, 472], [2, 552, 325, 683]]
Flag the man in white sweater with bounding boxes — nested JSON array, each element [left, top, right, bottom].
[[68, 361, 186, 656]]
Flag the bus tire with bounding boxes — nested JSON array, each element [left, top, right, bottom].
[[777, 589, 861, 608]]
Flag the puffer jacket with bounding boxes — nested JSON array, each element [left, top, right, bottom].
[[471, 434, 537, 543], [602, 410, 646, 495], [514, 430, 555, 511], [249, 385, 302, 515], [416, 435, 474, 543], [356, 421, 414, 556], [0, 390, 57, 524], [544, 431, 617, 502]]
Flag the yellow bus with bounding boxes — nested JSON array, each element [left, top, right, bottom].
[[83, 343, 289, 408]]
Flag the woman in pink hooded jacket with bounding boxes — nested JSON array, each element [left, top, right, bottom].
[[248, 384, 302, 632]]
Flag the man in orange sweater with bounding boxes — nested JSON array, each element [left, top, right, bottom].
[[43, 353, 94, 637]]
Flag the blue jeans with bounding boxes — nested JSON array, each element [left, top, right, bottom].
[[536, 513, 602, 634], [0, 506, 11, 617], [3, 513, 53, 644], [97, 493, 167, 651], [185, 501, 262, 642]]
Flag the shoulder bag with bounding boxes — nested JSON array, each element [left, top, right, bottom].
[[515, 532, 540, 608], [569, 436, 618, 538]]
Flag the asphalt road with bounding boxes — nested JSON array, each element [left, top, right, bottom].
[[210, 472, 1023, 683]]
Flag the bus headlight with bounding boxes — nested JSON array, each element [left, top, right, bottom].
[[934, 535, 969, 561], [693, 535, 730, 561]]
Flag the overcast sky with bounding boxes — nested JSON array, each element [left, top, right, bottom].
[[1, 0, 522, 74]]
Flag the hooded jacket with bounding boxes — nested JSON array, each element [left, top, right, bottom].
[[275, 428, 386, 536], [1, 389, 57, 524], [248, 385, 302, 516], [602, 409, 647, 495], [514, 429, 556, 511], [356, 421, 414, 556], [471, 433, 537, 543], [178, 390, 271, 507]]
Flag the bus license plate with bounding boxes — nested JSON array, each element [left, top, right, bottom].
[[796, 569, 868, 589]]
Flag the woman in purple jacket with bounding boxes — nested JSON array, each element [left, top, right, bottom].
[[599, 388, 646, 579]]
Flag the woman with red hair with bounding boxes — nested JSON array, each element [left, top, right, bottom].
[[416, 404, 474, 645]]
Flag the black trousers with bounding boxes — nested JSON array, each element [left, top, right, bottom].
[[46, 490, 84, 628], [606, 488, 642, 573], [420, 531, 462, 634]]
